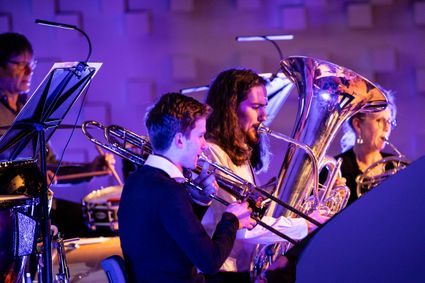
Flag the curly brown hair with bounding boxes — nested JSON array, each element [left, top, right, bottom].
[[206, 68, 267, 170]]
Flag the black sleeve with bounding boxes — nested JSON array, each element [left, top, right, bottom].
[[192, 201, 210, 220], [159, 181, 239, 274]]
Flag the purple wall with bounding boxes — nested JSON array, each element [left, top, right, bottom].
[[1, 0, 424, 202]]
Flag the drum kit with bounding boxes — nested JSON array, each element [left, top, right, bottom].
[[0, 158, 123, 282]]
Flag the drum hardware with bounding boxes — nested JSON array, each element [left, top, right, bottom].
[[82, 121, 324, 245], [0, 195, 39, 283], [53, 233, 71, 283], [24, 235, 79, 283], [82, 185, 122, 231]]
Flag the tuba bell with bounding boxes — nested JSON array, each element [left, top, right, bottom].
[[251, 56, 389, 279]]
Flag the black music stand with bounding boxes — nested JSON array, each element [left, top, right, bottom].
[[0, 61, 101, 283], [289, 156, 425, 283]]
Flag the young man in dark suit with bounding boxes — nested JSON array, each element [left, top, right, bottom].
[[118, 92, 256, 283]]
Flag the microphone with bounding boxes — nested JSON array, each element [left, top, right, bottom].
[[35, 19, 92, 63], [235, 35, 294, 82]]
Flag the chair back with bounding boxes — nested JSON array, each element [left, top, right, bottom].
[[101, 255, 128, 283]]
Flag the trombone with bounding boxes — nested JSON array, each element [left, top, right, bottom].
[[81, 120, 323, 245]]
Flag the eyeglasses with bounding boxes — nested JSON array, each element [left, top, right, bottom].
[[376, 118, 397, 129], [7, 59, 37, 70]]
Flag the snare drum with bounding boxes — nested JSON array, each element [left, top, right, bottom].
[[82, 186, 123, 231], [0, 195, 39, 283]]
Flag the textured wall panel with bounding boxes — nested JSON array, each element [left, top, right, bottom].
[[369, 46, 397, 72], [0, 14, 11, 32], [31, 0, 55, 19], [347, 4, 373, 28], [371, 0, 394, 5], [238, 53, 264, 72], [56, 0, 99, 14], [416, 67, 425, 93], [124, 11, 150, 36], [236, 0, 262, 10], [414, 2, 425, 26], [171, 54, 197, 81], [281, 6, 307, 30], [101, 0, 125, 15], [83, 102, 112, 125], [305, 0, 328, 7], [126, 79, 155, 105], [170, 0, 194, 12]]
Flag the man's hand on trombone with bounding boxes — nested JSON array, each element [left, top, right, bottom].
[[187, 161, 219, 206]]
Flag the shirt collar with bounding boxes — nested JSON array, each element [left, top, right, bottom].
[[144, 154, 184, 179]]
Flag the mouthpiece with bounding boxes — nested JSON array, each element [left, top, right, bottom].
[[383, 138, 405, 158], [257, 123, 271, 134], [198, 151, 211, 163]]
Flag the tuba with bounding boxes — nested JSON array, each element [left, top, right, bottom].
[[251, 56, 388, 279]]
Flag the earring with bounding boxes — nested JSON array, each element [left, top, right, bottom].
[[356, 135, 363, 145]]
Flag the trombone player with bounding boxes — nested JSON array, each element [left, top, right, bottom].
[[118, 92, 256, 283], [201, 68, 333, 282]]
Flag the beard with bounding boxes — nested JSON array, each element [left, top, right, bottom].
[[245, 127, 260, 145]]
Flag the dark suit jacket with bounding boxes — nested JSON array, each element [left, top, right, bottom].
[[118, 165, 239, 283]]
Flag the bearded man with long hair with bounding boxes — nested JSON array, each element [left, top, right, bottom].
[[201, 68, 328, 283]]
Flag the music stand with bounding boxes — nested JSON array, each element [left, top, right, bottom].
[[0, 61, 101, 283]]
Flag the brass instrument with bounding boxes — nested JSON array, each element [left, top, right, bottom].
[[271, 56, 387, 218], [82, 120, 151, 166], [356, 138, 409, 197], [258, 124, 351, 217], [251, 56, 388, 280], [81, 121, 322, 244]]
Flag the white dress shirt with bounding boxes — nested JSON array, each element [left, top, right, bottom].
[[201, 142, 308, 272]]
